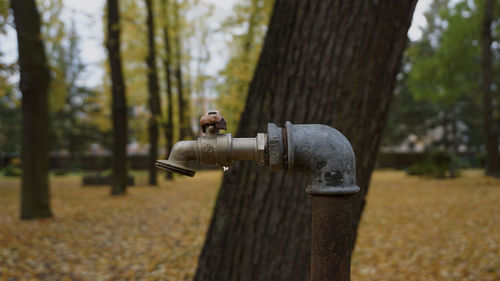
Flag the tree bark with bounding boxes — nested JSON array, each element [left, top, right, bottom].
[[450, 109, 458, 178], [11, 0, 53, 219], [173, 0, 189, 140], [480, 0, 500, 177], [194, 1, 416, 281], [161, 0, 174, 179], [106, 0, 129, 195], [145, 0, 162, 185], [442, 110, 449, 151]]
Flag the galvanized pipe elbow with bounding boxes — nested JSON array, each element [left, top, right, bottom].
[[268, 122, 359, 195]]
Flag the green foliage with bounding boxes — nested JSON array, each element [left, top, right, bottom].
[[3, 164, 22, 177], [0, 3, 18, 155], [103, 0, 210, 145], [385, 0, 495, 152], [217, 0, 274, 134], [475, 151, 500, 168], [408, 0, 480, 107], [0, 65, 21, 154], [0, 0, 9, 35], [52, 169, 68, 176], [408, 150, 459, 178], [37, 0, 106, 158], [383, 56, 440, 147]]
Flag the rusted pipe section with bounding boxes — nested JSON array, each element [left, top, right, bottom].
[[311, 195, 353, 281], [156, 112, 359, 281], [268, 122, 358, 281]]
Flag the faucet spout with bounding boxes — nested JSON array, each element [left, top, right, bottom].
[[156, 140, 197, 177]]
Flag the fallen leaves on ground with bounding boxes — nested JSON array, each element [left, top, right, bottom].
[[352, 170, 500, 281], [0, 170, 499, 280], [0, 171, 221, 281]]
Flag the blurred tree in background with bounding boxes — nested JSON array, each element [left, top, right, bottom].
[[145, 0, 162, 185], [1, 0, 104, 166], [385, 0, 499, 176], [106, 0, 129, 195], [11, 0, 53, 219], [217, 0, 273, 134], [382, 56, 441, 150], [409, 0, 481, 153], [160, 0, 174, 179], [172, 0, 190, 140], [479, 0, 499, 176], [40, 0, 104, 163]]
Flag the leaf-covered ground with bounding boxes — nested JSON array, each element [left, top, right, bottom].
[[0, 170, 499, 280], [352, 170, 500, 281], [0, 172, 219, 281]]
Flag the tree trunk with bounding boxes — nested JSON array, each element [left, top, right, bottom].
[[480, 0, 500, 177], [11, 0, 53, 219], [173, 0, 188, 140], [161, 0, 174, 180], [443, 110, 449, 151], [449, 109, 458, 178], [194, 1, 416, 281], [106, 0, 128, 195], [145, 0, 162, 185], [235, 0, 260, 114]]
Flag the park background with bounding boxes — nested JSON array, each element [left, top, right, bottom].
[[1, 0, 500, 280]]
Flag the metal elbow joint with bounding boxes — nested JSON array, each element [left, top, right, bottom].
[[267, 122, 359, 195]]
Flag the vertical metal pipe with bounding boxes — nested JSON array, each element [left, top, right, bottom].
[[310, 195, 353, 281]]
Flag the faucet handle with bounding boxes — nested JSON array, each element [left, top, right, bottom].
[[200, 110, 227, 134]]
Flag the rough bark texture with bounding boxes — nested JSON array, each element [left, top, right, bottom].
[[194, 1, 416, 280], [161, 0, 174, 180], [480, 0, 500, 177], [106, 0, 129, 195], [12, 0, 53, 219], [145, 0, 162, 185]]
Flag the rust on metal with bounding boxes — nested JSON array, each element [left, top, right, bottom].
[[311, 195, 353, 281], [200, 110, 226, 133]]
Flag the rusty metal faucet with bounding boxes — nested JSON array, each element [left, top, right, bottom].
[[156, 110, 359, 281]]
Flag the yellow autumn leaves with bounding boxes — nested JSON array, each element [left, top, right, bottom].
[[0, 170, 498, 280]]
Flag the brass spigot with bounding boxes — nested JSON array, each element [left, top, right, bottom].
[[155, 110, 267, 176]]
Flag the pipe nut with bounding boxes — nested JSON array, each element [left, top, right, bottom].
[[256, 133, 267, 166], [267, 123, 283, 171]]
